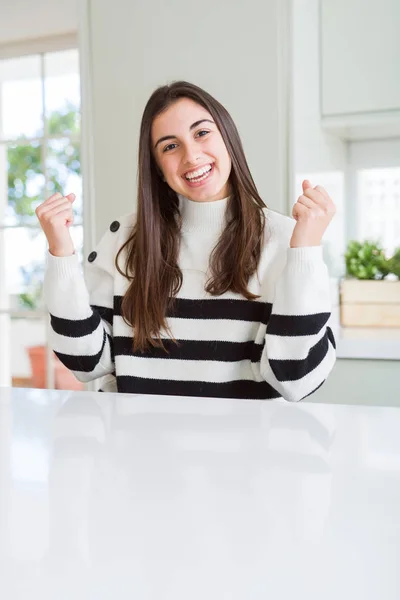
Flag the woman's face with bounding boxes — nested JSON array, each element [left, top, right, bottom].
[[151, 98, 232, 202]]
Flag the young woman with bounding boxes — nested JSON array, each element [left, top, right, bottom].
[[37, 81, 336, 401]]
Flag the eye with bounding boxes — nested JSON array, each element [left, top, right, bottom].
[[196, 130, 209, 138], [163, 143, 177, 153]]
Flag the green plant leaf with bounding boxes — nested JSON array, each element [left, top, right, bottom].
[[344, 240, 390, 280], [388, 248, 400, 278]]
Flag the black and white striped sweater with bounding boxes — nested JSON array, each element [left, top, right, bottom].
[[43, 195, 336, 401]]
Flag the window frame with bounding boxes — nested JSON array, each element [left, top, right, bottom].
[[346, 138, 400, 246], [0, 35, 82, 389]]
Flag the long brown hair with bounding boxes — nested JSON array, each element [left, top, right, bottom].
[[116, 81, 267, 352]]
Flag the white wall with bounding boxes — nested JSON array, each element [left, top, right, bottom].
[[292, 0, 399, 406], [80, 0, 292, 240], [292, 0, 347, 277], [0, 0, 77, 44], [292, 0, 346, 175]]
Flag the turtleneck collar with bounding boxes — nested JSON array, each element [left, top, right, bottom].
[[178, 194, 230, 233]]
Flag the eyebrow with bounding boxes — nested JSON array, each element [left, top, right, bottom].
[[154, 119, 215, 149]]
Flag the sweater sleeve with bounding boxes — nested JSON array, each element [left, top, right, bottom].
[[43, 228, 118, 383], [260, 245, 336, 402]]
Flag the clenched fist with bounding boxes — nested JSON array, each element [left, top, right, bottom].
[[35, 192, 76, 257], [290, 180, 336, 248]]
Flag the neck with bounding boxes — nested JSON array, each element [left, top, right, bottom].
[[178, 194, 230, 233]]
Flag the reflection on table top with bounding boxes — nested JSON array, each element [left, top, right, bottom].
[[1, 387, 400, 600]]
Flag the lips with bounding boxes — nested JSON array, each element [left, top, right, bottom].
[[182, 163, 215, 187], [183, 163, 213, 180]]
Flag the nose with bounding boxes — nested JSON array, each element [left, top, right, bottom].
[[182, 142, 201, 167]]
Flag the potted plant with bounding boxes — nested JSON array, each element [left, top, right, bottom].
[[341, 241, 400, 327], [18, 263, 83, 390]]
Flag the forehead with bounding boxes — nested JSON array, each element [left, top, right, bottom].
[[151, 98, 212, 139]]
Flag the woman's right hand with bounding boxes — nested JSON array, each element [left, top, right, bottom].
[[36, 192, 76, 257]]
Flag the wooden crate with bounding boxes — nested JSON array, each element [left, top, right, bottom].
[[340, 279, 400, 328]]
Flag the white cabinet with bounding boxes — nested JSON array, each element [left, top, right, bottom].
[[320, 0, 400, 139]]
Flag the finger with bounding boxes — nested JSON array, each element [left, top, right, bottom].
[[297, 195, 315, 209], [305, 190, 336, 217], [46, 192, 63, 203], [314, 185, 329, 200], [302, 179, 313, 193], [43, 192, 65, 208], [303, 187, 328, 204], [37, 197, 70, 216], [292, 202, 309, 220], [51, 208, 74, 225], [66, 193, 76, 203], [42, 202, 73, 220]]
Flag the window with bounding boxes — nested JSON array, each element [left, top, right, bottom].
[[348, 139, 400, 260], [295, 144, 400, 280], [356, 167, 400, 257], [0, 48, 83, 389]]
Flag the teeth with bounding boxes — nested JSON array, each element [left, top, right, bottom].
[[185, 164, 212, 180]]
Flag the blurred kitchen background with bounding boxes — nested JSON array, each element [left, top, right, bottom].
[[0, 0, 399, 404]]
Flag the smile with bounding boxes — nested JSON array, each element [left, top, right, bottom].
[[183, 163, 214, 186]]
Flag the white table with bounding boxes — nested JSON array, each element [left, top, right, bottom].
[[1, 387, 400, 599]]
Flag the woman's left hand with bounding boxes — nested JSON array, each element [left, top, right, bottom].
[[290, 180, 336, 248]]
